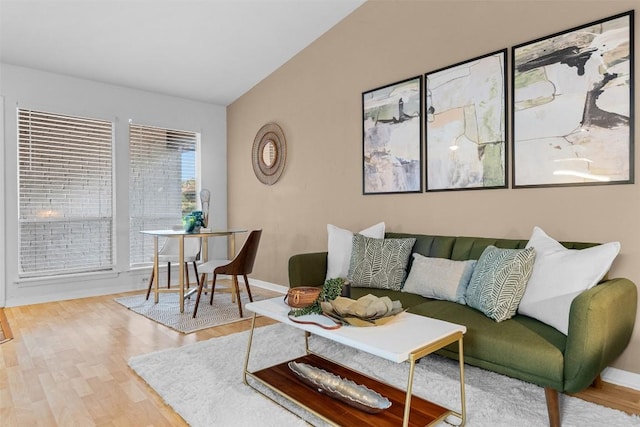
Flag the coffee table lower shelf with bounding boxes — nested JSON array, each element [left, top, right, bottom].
[[247, 353, 453, 427]]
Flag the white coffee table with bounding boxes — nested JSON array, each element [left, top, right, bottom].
[[243, 297, 467, 427]]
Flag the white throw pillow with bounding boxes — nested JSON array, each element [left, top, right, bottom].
[[402, 254, 476, 304], [325, 222, 385, 281], [517, 226, 620, 334]]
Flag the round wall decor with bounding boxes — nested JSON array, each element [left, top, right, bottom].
[[252, 122, 287, 185]]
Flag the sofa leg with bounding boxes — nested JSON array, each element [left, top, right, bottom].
[[592, 374, 603, 389], [544, 387, 561, 427]]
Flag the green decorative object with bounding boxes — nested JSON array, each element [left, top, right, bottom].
[[289, 278, 345, 317], [182, 214, 197, 232], [183, 210, 205, 233]]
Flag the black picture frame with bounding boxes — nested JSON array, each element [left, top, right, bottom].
[[425, 49, 508, 191], [362, 76, 423, 195], [512, 10, 635, 188]]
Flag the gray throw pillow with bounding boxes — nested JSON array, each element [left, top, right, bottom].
[[348, 234, 416, 291], [465, 245, 536, 322], [402, 254, 477, 304]]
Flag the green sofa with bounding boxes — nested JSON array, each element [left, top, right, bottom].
[[288, 232, 637, 427]]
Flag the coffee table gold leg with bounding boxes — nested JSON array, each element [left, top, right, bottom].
[[458, 337, 466, 426], [403, 357, 417, 427], [243, 313, 258, 385], [404, 336, 465, 427], [446, 337, 467, 426]]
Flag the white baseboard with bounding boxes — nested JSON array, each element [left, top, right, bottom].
[[602, 367, 640, 391], [246, 277, 288, 294], [6, 281, 144, 307]]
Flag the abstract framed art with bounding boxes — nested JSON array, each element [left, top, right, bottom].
[[362, 76, 422, 194], [512, 10, 634, 188], [424, 49, 508, 191]]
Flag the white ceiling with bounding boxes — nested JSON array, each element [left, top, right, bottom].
[[0, 0, 365, 105]]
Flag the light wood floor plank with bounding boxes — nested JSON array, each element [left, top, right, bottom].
[[0, 282, 638, 426], [0, 308, 13, 343]]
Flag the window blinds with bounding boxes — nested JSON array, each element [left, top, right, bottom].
[[18, 109, 114, 277], [129, 123, 198, 266]]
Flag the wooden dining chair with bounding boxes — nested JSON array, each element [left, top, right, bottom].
[[192, 229, 262, 318]]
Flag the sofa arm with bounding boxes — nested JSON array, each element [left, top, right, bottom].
[[563, 278, 637, 393], [288, 252, 328, 287]]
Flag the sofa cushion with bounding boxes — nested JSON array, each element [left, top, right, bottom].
[[518, 226, 620, 334], [402, 254, 476, 304], [348, 234, 415, 291], [325, 222, 385, 281], [451, 236, 525, 261], [386, 232, 456, 259], [386, 232, 456, 274], [408, 300, 566, 390], [465, 246, 536, 322]]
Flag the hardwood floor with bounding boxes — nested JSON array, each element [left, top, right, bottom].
[[1, 283, 638, 426], [0, 282, 280, 426], [571, 381, 640, 419], [0, 308, 13, 343]]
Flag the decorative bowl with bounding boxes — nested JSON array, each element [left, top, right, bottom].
[[288, 361, 391, 413], [320, 295, 404, 327]]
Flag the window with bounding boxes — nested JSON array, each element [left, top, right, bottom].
[[18, 108, 114, 277], [129, 123, 199, 266]]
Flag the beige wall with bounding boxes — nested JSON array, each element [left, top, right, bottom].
[[228, 1, 640, 373]]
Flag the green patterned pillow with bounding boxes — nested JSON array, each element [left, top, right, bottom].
[[466, 245, 536, 322], [348, 234, 416, 291]]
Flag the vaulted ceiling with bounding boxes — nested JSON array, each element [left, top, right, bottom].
[[0, 0, 365, 105]]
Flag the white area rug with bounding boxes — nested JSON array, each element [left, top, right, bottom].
[[129, 323, 640, 426], [115, 289, 268, 334]]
